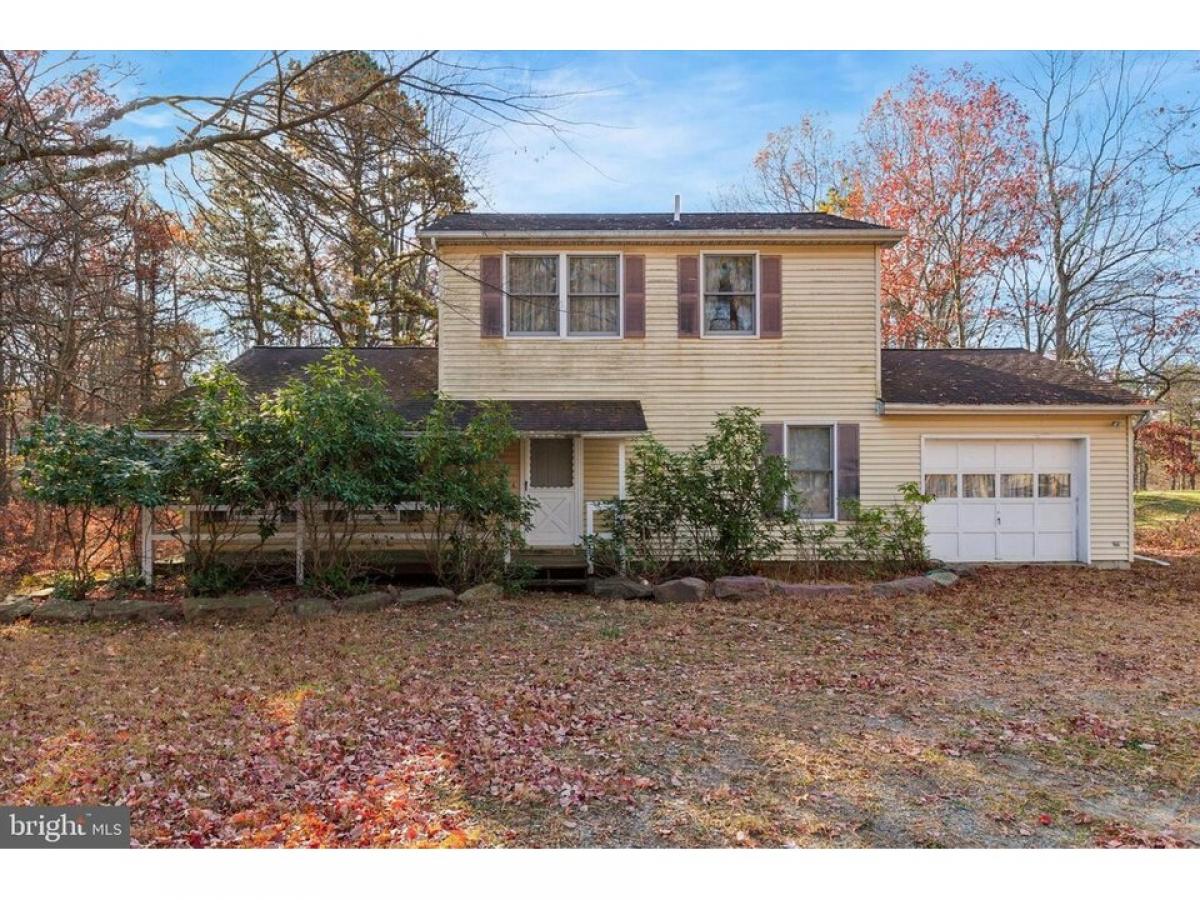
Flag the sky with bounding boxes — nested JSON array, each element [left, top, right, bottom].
[[102, 49, 1173, 214]]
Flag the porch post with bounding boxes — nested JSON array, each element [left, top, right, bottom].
[[294, 502, 305, 586], [139, 505, 154, 587], [618, 440, 627, 499]]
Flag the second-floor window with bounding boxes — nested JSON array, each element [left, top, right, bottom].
[[506, 254, 621, 338], [703, 254, 757, 336]]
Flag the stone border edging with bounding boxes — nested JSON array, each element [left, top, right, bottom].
[[589, 566, 972, 603]]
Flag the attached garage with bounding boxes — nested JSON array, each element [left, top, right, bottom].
[[879, 349, 1151, 568], [921, 438, 1086, 563]]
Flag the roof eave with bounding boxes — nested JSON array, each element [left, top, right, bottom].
[[418, 228, 905, 247], [879, 402, 1153, 415]]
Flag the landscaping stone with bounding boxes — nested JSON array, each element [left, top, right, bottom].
[[926, 569, 961, 588], [292, 597, 335, 620], [589, 575, 652, 601], [776, 582, 858, 599], [91, 600, 181, 623], [338, 591, 395, 614], [944, 563, 979, 578], [182, 592, 276, 624], [709, 575, 776, 601], [871, 575, 937, 598], [458, 582, 504, 603], [652, 577, 707, 603], [396, 587, 455, 606], [0, 598, 36, 623], [30, 601, 92, 624]]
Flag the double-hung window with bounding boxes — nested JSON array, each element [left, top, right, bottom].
[[702, 254, 757, 335], [786, 424, 835, 518], [507, 255, 560, 336], [505, 254, 621, 337]]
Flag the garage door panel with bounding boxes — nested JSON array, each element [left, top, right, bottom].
[[996, 442, 1034, 469], [998, 503, 1035, 530], [927, 533, 960, 562], [1038, 503, 1074, 530], [998, 532, 1036, 560], [958, 442, 997, 469], [924, 503, 959, 529], [1035, 532, 1075, 561], [959, 504, 997, 530], [923, 442, 958, 469], [1035, 441, 1075, 469], [960, 531, 997, 560]]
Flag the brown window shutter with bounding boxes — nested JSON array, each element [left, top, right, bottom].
[[836, 423, 860, 520], [677, 255, 700, 337], [623, 255, 645, 338], [479, 255, 503, 338], [759, 255, 782, 338], [761, 422, 784, 457]]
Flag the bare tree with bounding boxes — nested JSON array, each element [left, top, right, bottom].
[[1011, 52, 1200, 368], [713, 115, 843, 212]]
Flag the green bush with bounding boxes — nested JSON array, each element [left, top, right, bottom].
[[841, 481, 933, 576], [261, 349, 414, 595], [409, 397, 533, 591], [596, 407, 792, 580], [17, 416, 162, 600]]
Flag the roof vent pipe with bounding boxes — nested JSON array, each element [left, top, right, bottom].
[[673, 194, 681, 223]]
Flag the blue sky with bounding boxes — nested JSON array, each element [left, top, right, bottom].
[[104, 50, 1135, 212]]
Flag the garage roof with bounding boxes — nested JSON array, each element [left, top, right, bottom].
[[881, 349, 1147, 407]]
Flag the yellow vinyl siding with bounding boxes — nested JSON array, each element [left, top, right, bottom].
[[438, 243, 879, 449], [583, 438, 621, 503]]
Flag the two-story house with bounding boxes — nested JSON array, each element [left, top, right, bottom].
[[161, 210, 1147, 571]]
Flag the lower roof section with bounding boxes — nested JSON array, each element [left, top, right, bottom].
[[397, 398, 647, 434]]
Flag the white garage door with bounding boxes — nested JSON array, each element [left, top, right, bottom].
[[922, 439, 1084, 563]]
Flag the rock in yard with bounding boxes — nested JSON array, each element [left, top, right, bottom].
[[292, 597, 335, 619], [458, 582, 504, 603], [709, 575, 776, 601], [30, 601, 92, 624], [871, 575, 937, 598], [182, 592, 276, 624], [926, 569, 960, 588], [396, 587, 455, 606], [91, 600, 181, 623], [652, 577, 708, 603], [0, 598, 37, 623], [338, 591, 395, 614], [776, 582, 857, 599], [589, 575, 652, 601]]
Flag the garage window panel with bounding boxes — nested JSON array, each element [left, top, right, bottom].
[[1039, 473, 1072, 498], [924, 473, 958, 498], [1000, 473, 1034, 498], [962, 473, 995, 498]]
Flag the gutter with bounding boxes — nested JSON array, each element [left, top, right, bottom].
[[417, 228, 905, 247], [879, 402, 1153, 415]]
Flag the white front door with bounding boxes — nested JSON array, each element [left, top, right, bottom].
[[922, 438, 1084, 563], [524, 437, 579, 546]]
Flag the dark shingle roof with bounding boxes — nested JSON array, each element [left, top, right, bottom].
[[146, 346, 646, 433], [422, 212, 892, 234], [881, 349, 1146, 407]]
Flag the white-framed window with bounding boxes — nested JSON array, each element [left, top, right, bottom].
[[701, 253, 758, 336], [785, 423, 836, 519], [504, 253, 622, 338]]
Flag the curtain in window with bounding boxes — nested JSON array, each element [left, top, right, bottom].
[[787, 425, 833, 517], [703, 255, 755, 333], [568, 256, 619, 334], [509, 256, 559, 334]]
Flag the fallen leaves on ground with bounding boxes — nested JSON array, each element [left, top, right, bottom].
[[2, 558, 1198, 847]]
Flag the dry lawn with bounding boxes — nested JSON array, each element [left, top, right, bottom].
[[2, 560, 1198, 848]]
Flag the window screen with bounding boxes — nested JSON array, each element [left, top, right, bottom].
[[529, 438, 574, 488], [508, 256, 559, 334], [703, 255, 756, 334], [568, 255, 620, 335]]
